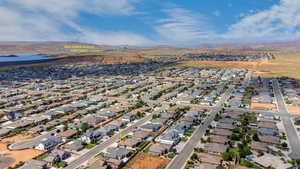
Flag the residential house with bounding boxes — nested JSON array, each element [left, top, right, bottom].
[[98, 112, 117, 119], [209, 135, 229, 144], [87, 159, 106, 169], [156, 130, 180, 145], [35, 136, 63, 151], [81, 129, 103, 143], [44, 149, 70, 164], [250, 141, 269, 152], [0, 128, 11, 138], [196, 152, 222, 166], [216, 123, 235, 130], [149, 143, 172, 156], [110, 120, 127, 128], [83, 115, 105, 127], [19, 159, 47, 169], [151, 118, 168, 125], [169, 125, 185, 137], [120, 138, 141, 148], [140, 123, 162, 132], [258, 121, 277, 129], [64, 141, 85, 152], [258, 128, 278, 136], [258, 135, 280, 144], [219, 118, 236, 125], [134, 130, 150, 140], [122, 114, 137, 122], [177, 120, 192, 129], [104, 147, 131, 160], [98, 125, 118, 135], [213, 128, 232, 137], [204, 143, 228, 154], [58, 129, 77, 140]]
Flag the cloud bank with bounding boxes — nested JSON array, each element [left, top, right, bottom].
[[0, 0, 299, 46]]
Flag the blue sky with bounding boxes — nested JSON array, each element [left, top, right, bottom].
[[0, 0, 299, 46]]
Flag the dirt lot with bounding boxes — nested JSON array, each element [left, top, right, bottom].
[[0, 134, 44, 168], [288, 106, 300, 115], [125, 153, 170, 169], [175, 51, 300, 79], [1, 133, 35, 144], [250, 102, 276, 110]]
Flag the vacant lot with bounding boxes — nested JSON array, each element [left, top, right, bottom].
[[0, 134, 44, 168], [125, 153, 170, 169], [251, 102, 277, 110], [288, 106, 300, 115], [176, 51, 300, 79], [1, 133, 35, 144]]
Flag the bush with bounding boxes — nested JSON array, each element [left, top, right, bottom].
[[167, 153, 176, 159], [194, 148, 204, 153], [295, 120, 300, 125], [85, 144, 94, 149], [54, 161, 67, 168]]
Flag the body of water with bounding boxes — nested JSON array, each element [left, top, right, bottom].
[[0, 53, 52, 62]]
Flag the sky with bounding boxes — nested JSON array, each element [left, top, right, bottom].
[[0, 0, 300, 46]]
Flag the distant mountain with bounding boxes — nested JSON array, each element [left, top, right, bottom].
[[0, 41, 106, 54], [213, 41, 300, 51]]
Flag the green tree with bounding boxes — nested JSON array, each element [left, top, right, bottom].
[[81, 123, 90, 132]]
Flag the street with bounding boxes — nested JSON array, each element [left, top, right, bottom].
[[166, 87, 233, 169], [64, 114, 152, 169], [273, 79, 300, 159]]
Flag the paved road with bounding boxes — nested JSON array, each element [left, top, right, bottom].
[[9, 130, 56, 150], [273, 79, 300, 159], [64, 114, 152, 169], [166, 87, 233, 169]]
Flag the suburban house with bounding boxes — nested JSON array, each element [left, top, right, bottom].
[[98, 112, 117, 119], [149, 143, 172, 156], [81, 129, 103, 143], [64, 141, 85, 152], [120, 138, 141, 148], [44, 149, 70, 164], [140, 123, 162, 132], [122, 114, 137, 122], [169, 125, 185, 137], [104, 147, 131, 160], [133, 130, 150, 140], [19, 159, 47, 169], [98, 125, 118, 135], [204, 143, 228, 154], [156, 130, 180, 145], [258, 128, 278, 136], [35, 136, 63, 151]]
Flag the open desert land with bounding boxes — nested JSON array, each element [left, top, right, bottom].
[[0, 134, 44, 168], [175, 51, 300, 79], [250, 102, 277, 110], [288, 106, 300, 115], [124, 153, 170, 169]]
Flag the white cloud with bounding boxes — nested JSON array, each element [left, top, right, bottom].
[[213, 10, 220, 17], [0, 0, 152, 45], [0, 6, 70, 41], [1, 0, 300, 46], [154, 8, 216, 46], [153, 0, 300, 45], [87, 0, 142, 15], [224, 0, 300, 41], [78, 30, 155, 46]]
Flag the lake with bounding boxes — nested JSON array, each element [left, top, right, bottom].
[[0, 53, 53, 62], [0, 53, 61, 67]]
